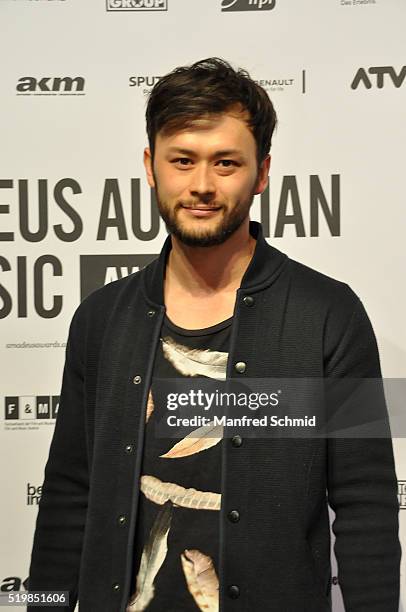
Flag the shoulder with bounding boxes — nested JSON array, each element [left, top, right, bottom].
[[284, 256, 361, 323], [69, 268, 145, 337], [282, 257, 380, 374]]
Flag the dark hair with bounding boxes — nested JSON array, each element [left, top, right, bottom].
[[146, 57, 277, 166]]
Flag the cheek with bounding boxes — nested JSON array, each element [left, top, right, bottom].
[[223, 176, 256, 200], [155, 171, 184, 198]]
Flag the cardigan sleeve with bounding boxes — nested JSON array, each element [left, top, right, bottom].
[[27, 304, 89, 611], [325, 293, 401, 611]]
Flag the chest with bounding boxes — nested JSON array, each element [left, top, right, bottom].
[[164, 290, 237, 329]]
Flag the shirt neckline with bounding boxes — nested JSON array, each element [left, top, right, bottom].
[[163, 314, 233, 337]]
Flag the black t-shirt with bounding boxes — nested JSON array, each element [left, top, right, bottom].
[[126, 314, 232, 612]]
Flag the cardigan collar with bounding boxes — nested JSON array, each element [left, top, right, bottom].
[[141, 220, 288, 308]]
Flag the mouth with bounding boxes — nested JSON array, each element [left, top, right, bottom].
[[181, 205, 222, 217], [181, 205, 222, 210]]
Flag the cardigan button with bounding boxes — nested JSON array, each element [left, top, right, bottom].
[[133, 375, 142, 384], [234, 361, 246, 374], [231, 435, 242, 448], [112, 583, 120, 592], [118, 514, 127, 525], [228, 585, 240, 599], [243, 295, 254, 306], [125, 444, 134, 454], [228, 509, 240, 523], [147, 309, 156, 317]]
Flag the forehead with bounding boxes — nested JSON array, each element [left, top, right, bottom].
[[155, 110, 256, 154]]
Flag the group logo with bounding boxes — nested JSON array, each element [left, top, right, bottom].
[[16, 76, 85, 96], [106, 0, 167, 10], [80, 254, 157, 300], [221, 0, 275, 11], [351, 66, 406, 90], [5, 396, 59, 420]]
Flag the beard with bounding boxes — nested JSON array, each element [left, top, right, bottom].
[[154, 182, 257, 248]]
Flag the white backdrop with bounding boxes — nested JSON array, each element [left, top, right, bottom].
[[0, 0, 405, 609]]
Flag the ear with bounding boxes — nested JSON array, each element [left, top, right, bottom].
[[143, 147, 155, 188], [254, 154, 271, 195]]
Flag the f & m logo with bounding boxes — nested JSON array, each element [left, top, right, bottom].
[[351, 66, 406, 90], [221, 0, 275, 11], [16, 76, 85, 96], [5, 396, 59, 420], [106, 0, 167, 10]]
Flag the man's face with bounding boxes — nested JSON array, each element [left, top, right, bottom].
[[144, 109, 270, 247]]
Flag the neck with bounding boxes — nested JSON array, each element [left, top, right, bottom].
[[164, 218, 256, 298]]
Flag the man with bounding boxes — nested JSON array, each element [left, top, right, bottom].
[[28, 58, 401, 611]]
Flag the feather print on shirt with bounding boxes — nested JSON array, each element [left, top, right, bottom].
[[158, 336, 227, 458], [161, 336, 228, 380], [130, 332, 228, 610], [160, 422, 223, 459], [181, 548, 219, 612], [126, 501, 173, 612], [141, 475, 221, 511], [146, 388, 154, 423]]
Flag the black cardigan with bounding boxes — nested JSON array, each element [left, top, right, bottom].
[[28, 220, 401, 611]]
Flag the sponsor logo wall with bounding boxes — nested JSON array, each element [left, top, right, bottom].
[[0, 0, 405, 609], [0, 175, 341, 319]]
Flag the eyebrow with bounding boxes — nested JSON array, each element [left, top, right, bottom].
[[166, 146, 245, 158]]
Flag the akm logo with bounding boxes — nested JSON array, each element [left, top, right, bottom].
[[106, 0, 167, 10], [5, 396, 59, 420], [351, 66, 406, 89], [221, 0, 275, 11], [398, 481, 406, 509], [80, 254, 157, 301], [16, 76, 85, 96]]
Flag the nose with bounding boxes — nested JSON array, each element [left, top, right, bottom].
[[189, 163, 216, 202]]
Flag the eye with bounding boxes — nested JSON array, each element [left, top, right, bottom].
[[172, 157, 192, 166], [217, 160, 237, 168]]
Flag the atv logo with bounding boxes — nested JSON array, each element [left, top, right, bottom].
[[16, 76, 85, 96], [351, 66, 406, 89], [221, 0, 275, 11]]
